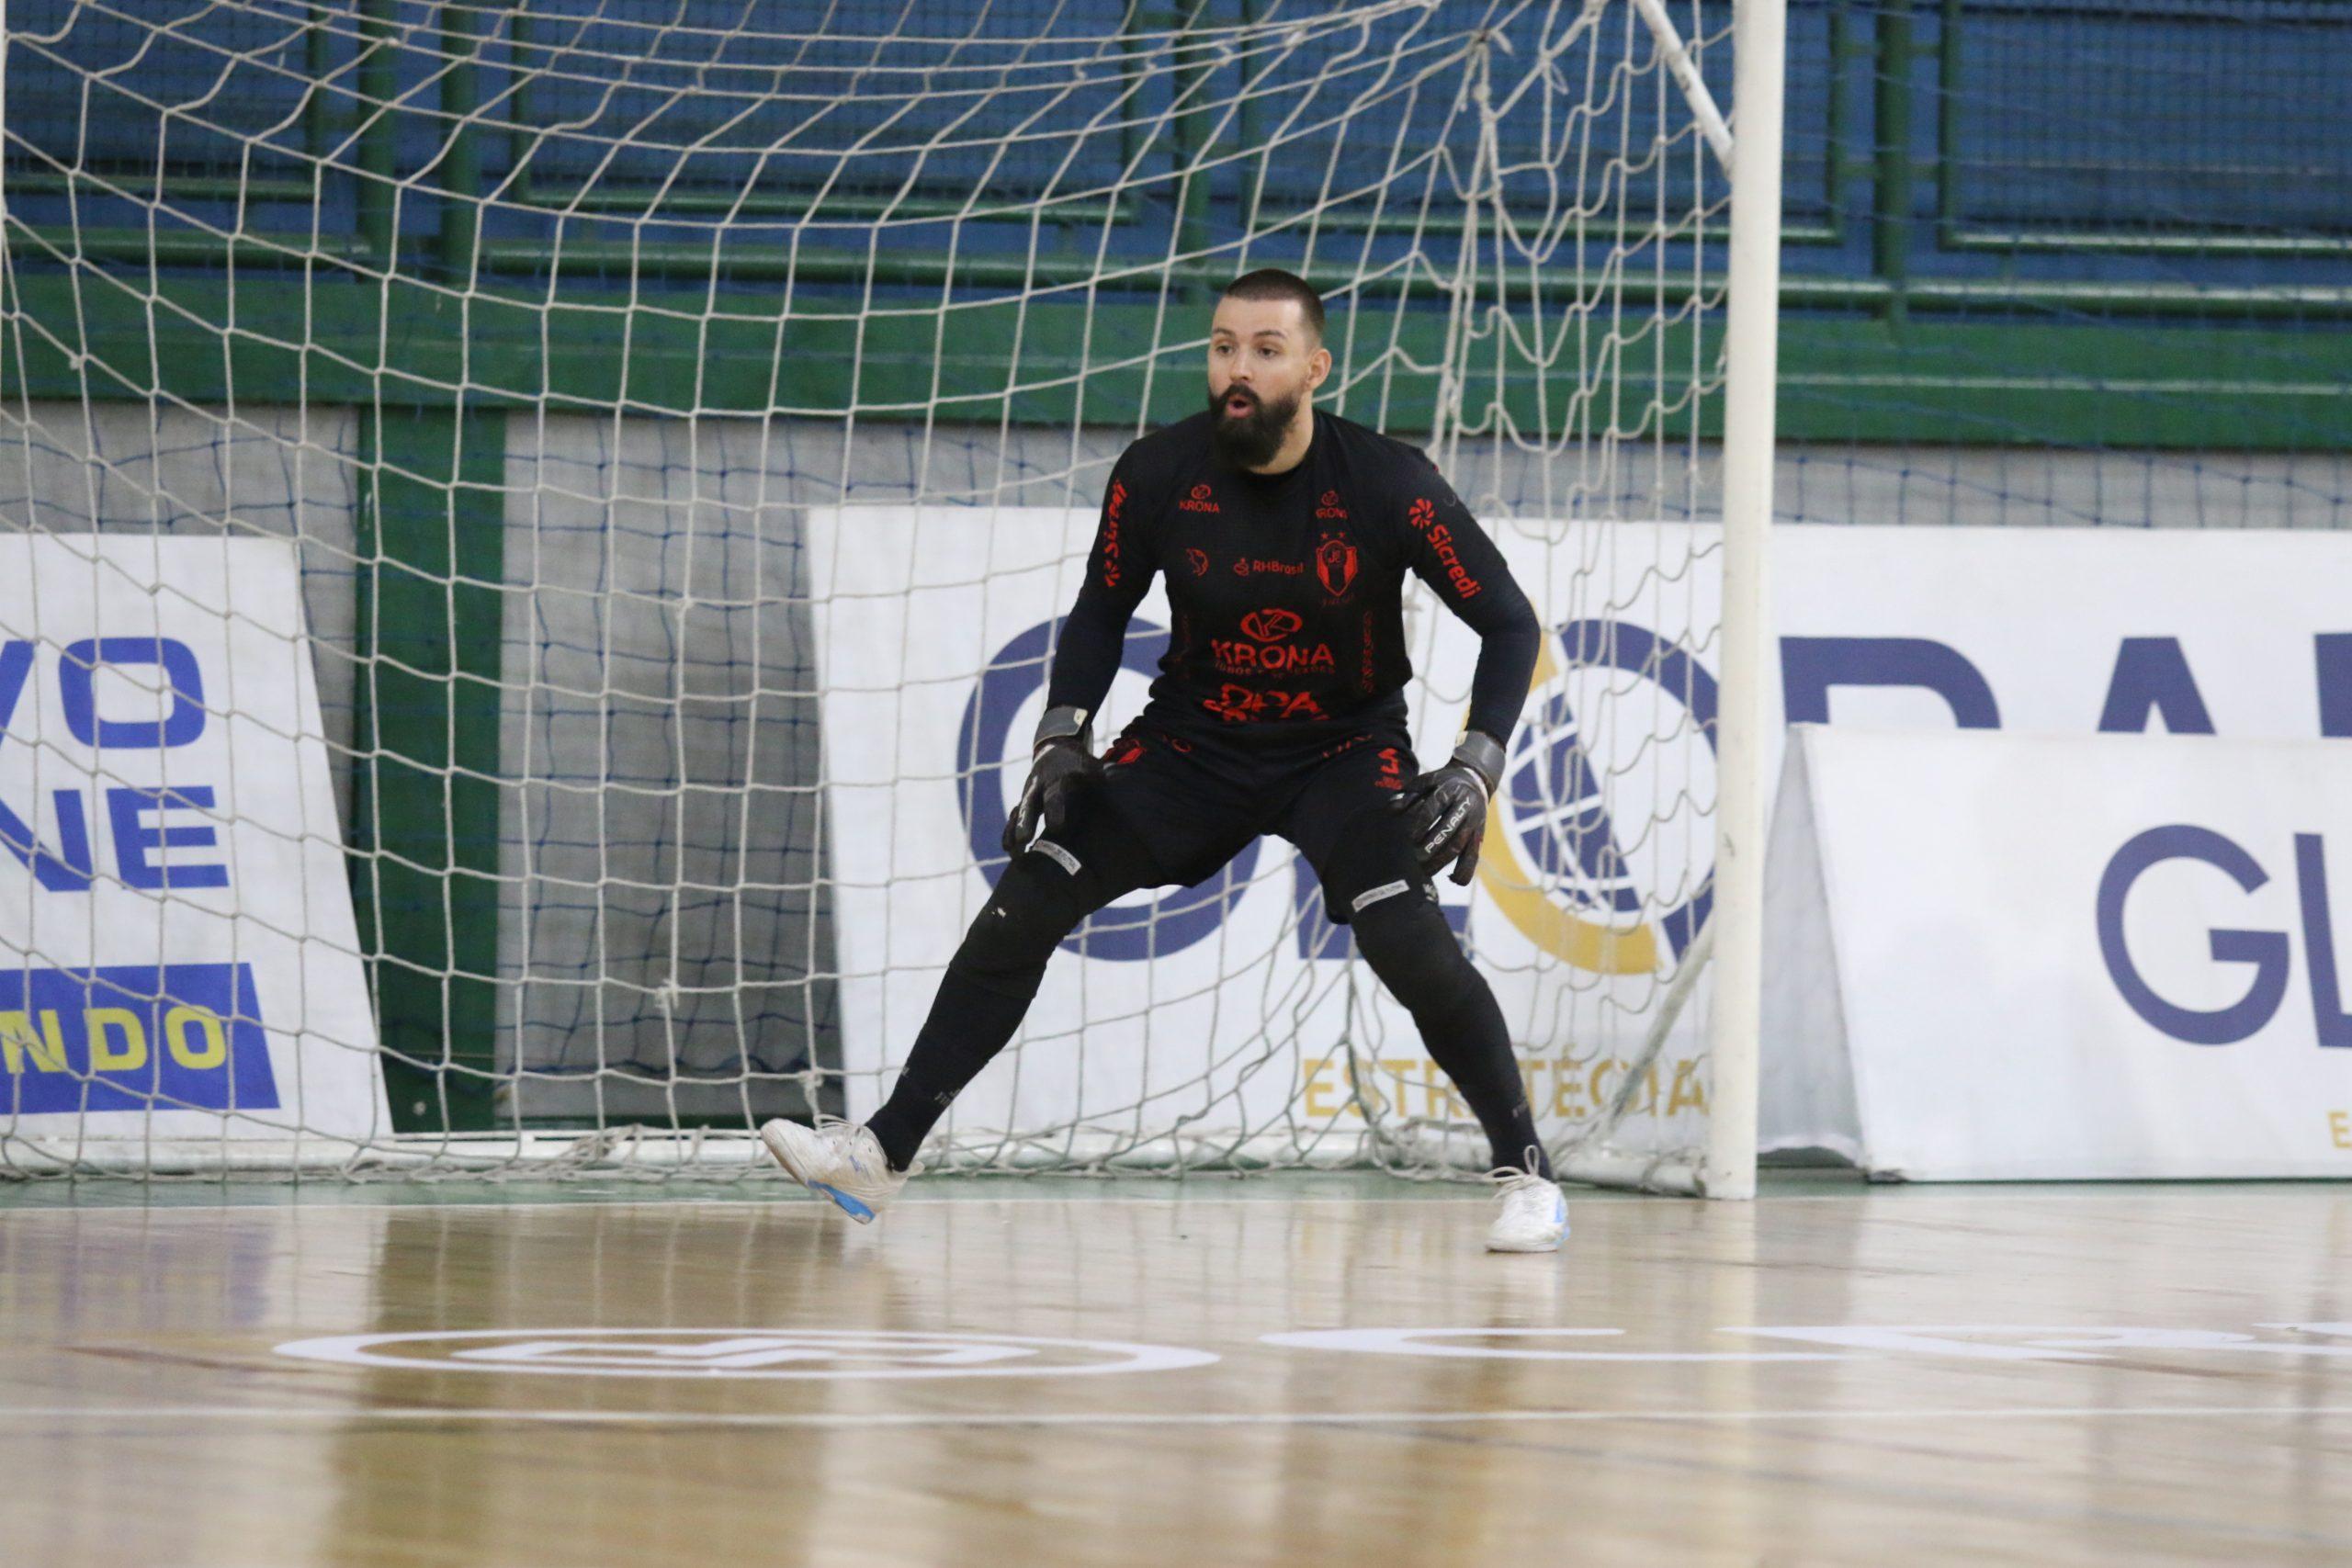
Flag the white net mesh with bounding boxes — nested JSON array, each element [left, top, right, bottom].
[[0, 0, 1743, 1181]]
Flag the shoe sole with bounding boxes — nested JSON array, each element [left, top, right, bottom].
[[759, 1122, 878, 1225], [1485, 1235, 1566, 1253]]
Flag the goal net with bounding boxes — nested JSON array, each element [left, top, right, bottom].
[[0, 0, 1779, 1186]]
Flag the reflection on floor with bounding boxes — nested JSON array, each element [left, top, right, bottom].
[[0, 1172, 2347, 1566]]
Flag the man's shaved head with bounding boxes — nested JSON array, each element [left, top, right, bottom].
[[1218, 268, 1325, 345]]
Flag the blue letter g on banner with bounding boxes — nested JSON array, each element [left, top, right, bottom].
[[2098, 825, 2290, 1045]]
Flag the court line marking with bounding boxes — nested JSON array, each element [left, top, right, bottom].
[[2, 1403, 2347, 1428]]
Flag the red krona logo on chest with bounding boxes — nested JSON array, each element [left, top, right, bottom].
[[1212, 605, 1331, 677], [1178, 483, 1221, 513], [1238, 608, 1303, 644], [1316, 531, 1358, 597]]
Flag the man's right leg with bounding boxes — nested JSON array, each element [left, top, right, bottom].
[[762, 803, 1155, 1221], [766, 727, 1239, 1220], [860, 800, 1160, 1171]]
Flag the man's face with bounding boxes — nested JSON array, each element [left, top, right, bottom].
[[1205, 296, 1330, 468]]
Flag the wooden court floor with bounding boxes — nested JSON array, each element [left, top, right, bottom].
[[0, 1173, 2346, 1567]]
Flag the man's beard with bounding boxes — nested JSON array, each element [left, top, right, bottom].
[[1207, 383, 1299, 469]]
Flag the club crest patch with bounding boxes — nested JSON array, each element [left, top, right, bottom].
[[1316, 532, 1358, 597]]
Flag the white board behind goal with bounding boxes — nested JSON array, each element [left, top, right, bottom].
[[0, 536, 385, 1168]]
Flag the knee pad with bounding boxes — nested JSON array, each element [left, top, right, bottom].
[[1350, 892, 1477, 1013], [953, 853, 1093, 989], [1312, 804, 1432, 928]]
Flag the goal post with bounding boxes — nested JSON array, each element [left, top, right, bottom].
[[1700, 0, 1789, 1201], [1523, 0, 1781, 1201], [0, 0, 1784, 1187]]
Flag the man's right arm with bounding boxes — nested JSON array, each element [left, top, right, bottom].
[[1003, 455, 1150, 854], [1045, 454, 1153, 721]]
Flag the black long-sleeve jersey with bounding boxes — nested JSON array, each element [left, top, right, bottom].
[[1046, 410, 1542, 751]]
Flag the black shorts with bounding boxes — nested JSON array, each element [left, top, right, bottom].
[[1039, 718, 1436, 925]]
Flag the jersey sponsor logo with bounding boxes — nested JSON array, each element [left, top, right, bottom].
[[1178, 482, 1221, 513], [1101, 480, 1127, 587], [1219, 609, 1329, 673], [1204, 684, 1327, 725], [1315, 531, 1358, 598], [1361, 611, 1377, 692], [1209, 638, 1336, 676], [1234, 557, 1305, 579], [1237, 608, 1304, 644], [1407, 497, 1481, 600], [1316, 490, 1349, 521], [1186, 547, 1209, 577]]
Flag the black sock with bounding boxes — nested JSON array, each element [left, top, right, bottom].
[[861, 811, 1149, 1169], [864, 968, 1037, 1170], [1351, 899, 1553, 1179], [1424, 986, 1551, 1179], [1459, 1054, 1553, 1180]]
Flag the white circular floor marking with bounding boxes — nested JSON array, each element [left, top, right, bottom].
[[1261, 1327, 1839, 1362], [274, 1328, 1218, 1381], [1261, 1324, 2352, 1363]]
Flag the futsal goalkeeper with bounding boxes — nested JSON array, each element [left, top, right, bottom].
[[763, 268, 1567, 1252]]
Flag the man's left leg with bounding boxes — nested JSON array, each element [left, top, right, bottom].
[[1280, 734, 1566, 1252], [1346, 890, 1552, 1179]]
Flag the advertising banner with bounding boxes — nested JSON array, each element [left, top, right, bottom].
[[1764, 726, 2352, 1179], [807, 509, 2352, 1156], [0, 536, 384, 1150]]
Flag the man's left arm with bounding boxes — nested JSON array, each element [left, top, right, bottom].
[[1396, 457, 1541, 881], [1398, 457, 1540, 747]]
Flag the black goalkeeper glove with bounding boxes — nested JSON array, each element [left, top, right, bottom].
[[1398, 731, 1506, 886], [1001, 705, 1103, 856]]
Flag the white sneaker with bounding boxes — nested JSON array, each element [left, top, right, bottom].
[[1486, 1170, 1569, 1253], [759, 1117, 913, 1224]]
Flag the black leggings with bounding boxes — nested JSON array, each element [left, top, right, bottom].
[[863, 818, 1548, 1179], [1347, 891, 1549, 1178]]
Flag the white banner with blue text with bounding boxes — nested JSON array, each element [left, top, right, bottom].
[[808, 510, 2352, 1159], [0, 536, 385, 1153], [1763, 725, 2352, 1179]]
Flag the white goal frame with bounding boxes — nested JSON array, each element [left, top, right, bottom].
[[1550, 0, 1784, 1200], [0, 0, 1784, 1191], [1702, 0, 1788, 1202]]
